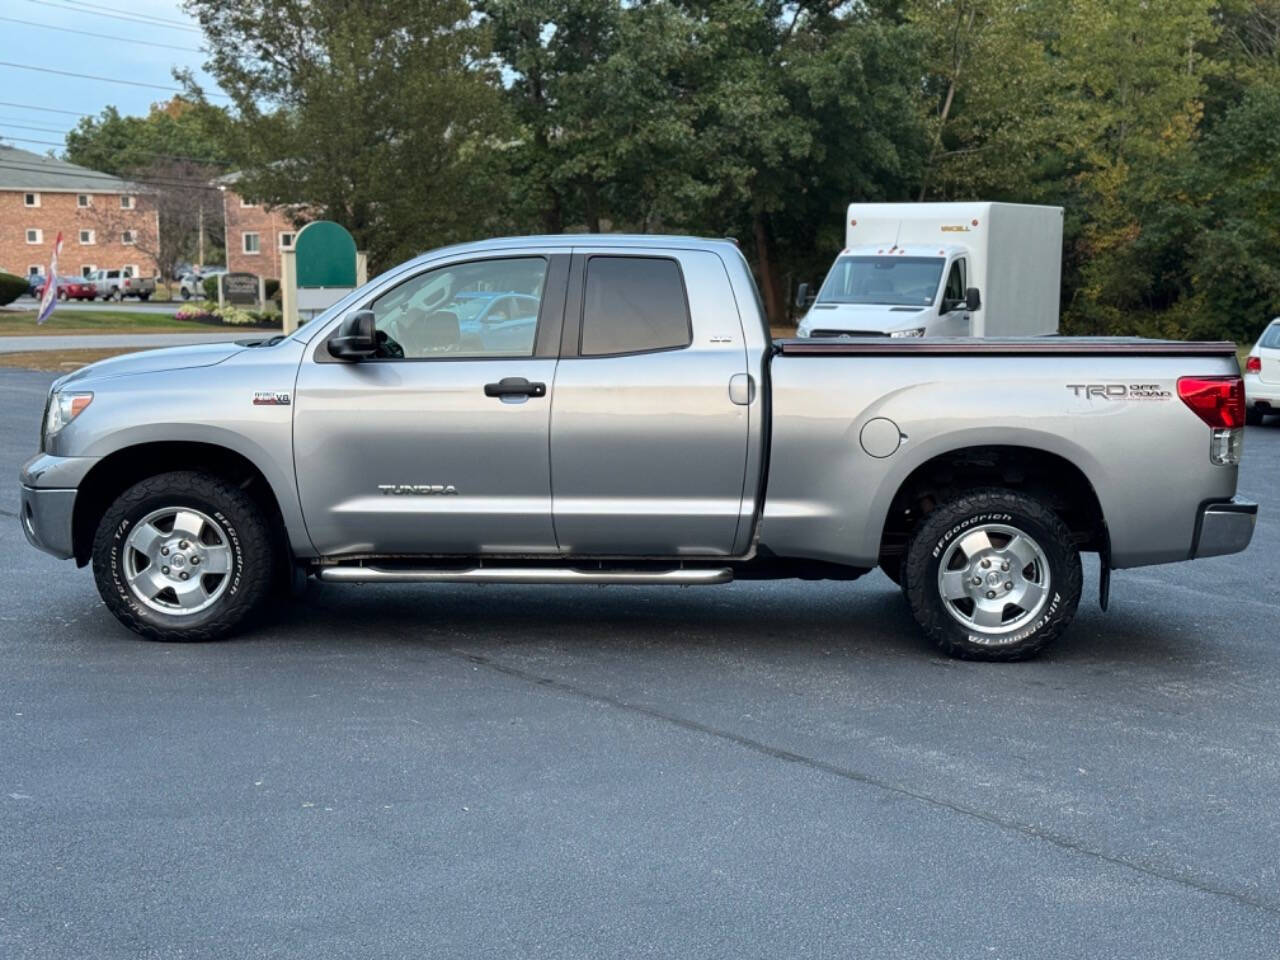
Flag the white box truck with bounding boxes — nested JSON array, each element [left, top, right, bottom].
[[795, 202, 1063, 339]]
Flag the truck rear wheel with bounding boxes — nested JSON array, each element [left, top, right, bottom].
[[902, 488, 1082, 661], [91, 471, 274, 642]]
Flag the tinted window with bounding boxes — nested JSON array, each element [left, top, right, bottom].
[[369, 257, 546, 359], [581, 257, 691, 356]]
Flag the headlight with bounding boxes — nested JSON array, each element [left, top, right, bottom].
[[889, 327, 927, 338], [44, 391, 93, 442]]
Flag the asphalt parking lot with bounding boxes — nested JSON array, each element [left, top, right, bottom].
[[2, 366, 1278, 959]]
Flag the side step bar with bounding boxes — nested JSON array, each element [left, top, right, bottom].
[[315, 566, 734, 586]]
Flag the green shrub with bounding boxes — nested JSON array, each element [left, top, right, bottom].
[[202, 276, 219, 300], [0, 271, 29, 306]]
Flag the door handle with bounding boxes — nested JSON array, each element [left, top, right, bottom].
[[484, 377, 546, 398]]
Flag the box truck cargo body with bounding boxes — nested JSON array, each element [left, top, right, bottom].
[[796, 202, 1063, 339]]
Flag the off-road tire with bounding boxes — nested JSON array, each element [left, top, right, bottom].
[[92, 471, 274, 642], [903, 487, 1082, 661]]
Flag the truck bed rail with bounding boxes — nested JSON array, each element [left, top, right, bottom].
[[774, 337, 1239, 357]]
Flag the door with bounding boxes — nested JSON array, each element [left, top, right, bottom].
[[939, 258, 971, 336], [293, 254, 568, 556], [549, 250, 751, 556]]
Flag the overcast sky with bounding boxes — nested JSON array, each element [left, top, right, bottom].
[[0, 0, 225, 156]]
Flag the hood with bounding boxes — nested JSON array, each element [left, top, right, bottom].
[[799, 303, 930, 334], [56, 341, 245, 387]]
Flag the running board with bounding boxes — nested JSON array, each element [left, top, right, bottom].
[[315, 566, 734, 586]]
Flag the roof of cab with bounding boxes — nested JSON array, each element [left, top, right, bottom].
[[414, 234, 741, 263]]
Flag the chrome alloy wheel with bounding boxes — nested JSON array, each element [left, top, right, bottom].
[[122, 507, 233, 615], [936, 523, 1051, 639]]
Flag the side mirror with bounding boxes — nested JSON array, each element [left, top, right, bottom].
[[965, 287, 982, 312], [795, 282, 811, 309], [328, 310, 378, 360]]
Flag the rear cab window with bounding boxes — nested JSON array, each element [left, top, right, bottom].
[[581, 257, 692, 356]]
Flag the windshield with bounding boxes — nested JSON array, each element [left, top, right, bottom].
[[817, 256, 945, 307]]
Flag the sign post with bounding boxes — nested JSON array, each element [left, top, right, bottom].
[[281, 248, 298, 334]]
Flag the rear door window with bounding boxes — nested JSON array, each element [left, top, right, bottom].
[[581, 256, 691, 356], [1260, 323, 1280, 350]]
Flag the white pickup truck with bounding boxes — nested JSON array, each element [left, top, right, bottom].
[[20, 235, 1256, 660]]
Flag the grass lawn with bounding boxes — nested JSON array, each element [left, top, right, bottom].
[[0, 347, 144, 372], [0, 309, 275, 337]]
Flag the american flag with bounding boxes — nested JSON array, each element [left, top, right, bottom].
[[36, 231, 62, 325]]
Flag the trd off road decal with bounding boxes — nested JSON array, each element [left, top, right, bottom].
[[1066, 383, 1171, 401]]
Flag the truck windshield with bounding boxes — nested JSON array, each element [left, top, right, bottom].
[[817, 256, 944, 307]]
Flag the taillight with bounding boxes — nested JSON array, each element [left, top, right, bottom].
[[1246, 355, 1261, 374], [1179, 376, 1245, 465], [1178, 376, 1245, 428]]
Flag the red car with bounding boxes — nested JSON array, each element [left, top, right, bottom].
[[35, 275, 96, 302]]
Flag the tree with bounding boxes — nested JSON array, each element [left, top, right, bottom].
[[65, 99, 229, 277], [182, 0, 508, 271], [64, 98, 228, 176]]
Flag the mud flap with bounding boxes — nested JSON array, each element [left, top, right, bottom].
[[1098, 557, 1111, 612]]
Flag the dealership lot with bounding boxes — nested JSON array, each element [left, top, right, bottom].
[[2, 366, 1278, 958]]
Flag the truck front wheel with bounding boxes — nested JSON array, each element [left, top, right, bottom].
[[91, 471, 274, 642], [902, 488, 1082, 661]]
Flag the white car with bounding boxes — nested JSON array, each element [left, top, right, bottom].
[[1245, 318, 1280, 426], [178, 268, 227, 300]]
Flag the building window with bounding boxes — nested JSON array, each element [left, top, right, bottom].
[[125, 265, 139, 278], [29, 265, 42, 276], [81, 265, 95, 278], [240, 196, 257, 208], [25, 228, 42, 244], [79, 229, 95, 245], [243, 232, 261, 254], [121, 230, 136, 245], [77, 194, 91, 208], [280, 232, 295, 249], [24, 192, 40, 208], [120, 195, 135, 209]]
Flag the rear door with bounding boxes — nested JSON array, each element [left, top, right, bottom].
[[549, 248, 750, 556]]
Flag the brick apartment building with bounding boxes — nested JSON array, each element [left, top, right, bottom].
[[0, 145, 160, 281], [218, 172, 304, 280]]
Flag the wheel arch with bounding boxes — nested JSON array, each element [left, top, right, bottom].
[[71, 440, 293, 569], [877, 443, 1109, 569]]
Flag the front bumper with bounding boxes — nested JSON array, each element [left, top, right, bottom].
[[1191, 497, 1257, 559], [19, 485, 76, 560]]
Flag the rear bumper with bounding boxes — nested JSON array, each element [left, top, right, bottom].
[[1244, 374, 1280, 409], [1191, 497, 1257, 559], [19, 485, 76, 560]]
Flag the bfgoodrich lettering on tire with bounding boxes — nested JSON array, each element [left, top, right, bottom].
[[903, 487, 1082, 661], [92, 470, 274, 642]]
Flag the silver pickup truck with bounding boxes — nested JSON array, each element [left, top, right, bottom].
[[19, 236, 1257, 660], [86, 267, 155, 302]]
